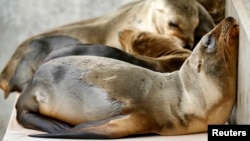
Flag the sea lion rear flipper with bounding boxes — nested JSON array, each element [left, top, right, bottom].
[[17, 112, 72, 133], [29, 114, 154, 139], [29, 131, 109, 139]]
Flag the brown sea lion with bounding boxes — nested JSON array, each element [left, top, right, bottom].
[[119, 29, 190, 57], [42, 28, 191, 79], [44, 43, 190, 74], [15, 17, 239, 139], [196, 0, 225, 24], [0, 0, 215, 97]]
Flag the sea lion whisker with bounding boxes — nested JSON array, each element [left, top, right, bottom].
[[222, 48, 231, 74], [224, 34, 233, 66], [225, 44, 233, 65], [218, 41, 228, 72]]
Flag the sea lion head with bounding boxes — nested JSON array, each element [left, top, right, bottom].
[[118, 29, 184, 57], [179, 17, 239, 125], [152, 0, 199, 48], [184, 17, 239, 78]]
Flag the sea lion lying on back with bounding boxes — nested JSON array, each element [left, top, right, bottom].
[[15, 17, 239, 139], [0, 0, 215, 97]]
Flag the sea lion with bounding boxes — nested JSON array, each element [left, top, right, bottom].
[[119, 28, 190, 57], [0, 35, 82, 98], [194, 2, 215, 46], [44, 43, 190, 74], [0, 32, 190, 99], [15, 17, 239, 139], [196, 0, 225, 24], [44, 29, 191, 73], [0, 0, 215, 97]]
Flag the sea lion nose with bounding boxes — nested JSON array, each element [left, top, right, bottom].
[[184, 37, 194, 50], [184, 44, 192, 50], [225, 17, 235, 23], [221, 17, 236, 35]]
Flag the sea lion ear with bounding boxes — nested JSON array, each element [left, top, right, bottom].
[[194, 2, 215, 46], [197, 60, 202, 73]]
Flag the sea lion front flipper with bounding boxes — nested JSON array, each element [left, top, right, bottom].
[[17, 112, 72, 133], [29, 114, 155, 139]]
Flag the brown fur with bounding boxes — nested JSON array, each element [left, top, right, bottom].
[[196, 0, 225, 24], [15, 17, 239, 139], [0, 0, 215, 97], [118, 29, 191, 72], [119, 29, 189, 57]]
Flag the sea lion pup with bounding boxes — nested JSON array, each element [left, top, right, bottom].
[[0, 0, 215, 97], [44, 43, 190, 73], [15, 17, 239, 139], [196, 0, 225, 24], [45, 30, 191, 73], [0, 36, 82, 98], [119, 29, 191, 57]]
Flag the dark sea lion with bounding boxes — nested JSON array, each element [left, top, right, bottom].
[[45, 29, 191, 73], [44, 43, 190, 74], [0, 33, 190, 99], [118, 29, 189, 57], [194, 2, 215, 46], [0, 35, 81, 98], [0, 0, 214, 97], [15, 17, 239, 139]]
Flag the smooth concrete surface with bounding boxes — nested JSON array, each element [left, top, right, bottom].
[[0, 0, 133, 140]]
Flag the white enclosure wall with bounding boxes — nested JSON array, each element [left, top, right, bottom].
[[226, 0, 250, 124]]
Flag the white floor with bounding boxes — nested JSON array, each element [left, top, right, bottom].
[[4, 117, 207, 141], [3, 98, 207, 141]]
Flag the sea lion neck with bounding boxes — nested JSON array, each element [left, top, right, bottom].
[[177, 17, 239, 106]]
